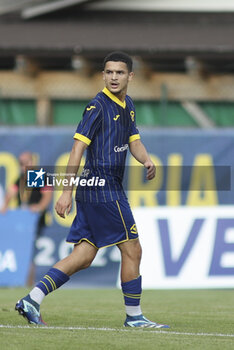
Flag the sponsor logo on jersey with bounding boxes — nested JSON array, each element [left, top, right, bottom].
[[130, 224, 138, 234], [114, 144, 128, 152], [113, 114, 120, 121], [86, 106, 96, 111]]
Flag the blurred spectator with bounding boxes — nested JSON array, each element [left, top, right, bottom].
[[0, 183, 4, 210], [0, 151, 53, 285]]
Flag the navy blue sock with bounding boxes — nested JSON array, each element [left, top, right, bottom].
[[121, 275, 142, 306], [36, 268, 69, 295]]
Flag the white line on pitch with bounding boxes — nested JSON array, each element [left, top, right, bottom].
[[0, 324, 234, 338]]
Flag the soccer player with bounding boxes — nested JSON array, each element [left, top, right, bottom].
[[15, 52, 169, 329], [1, 152, 52, 237], [1, 151, 52, 285]]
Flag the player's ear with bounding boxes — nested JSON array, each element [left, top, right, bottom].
[[102, 71, 105, 81], [128, 71, 134, 82]]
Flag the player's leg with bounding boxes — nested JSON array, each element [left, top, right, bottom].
[[118, 238, 142, 282], [15, 241, 97, 325], [53, 240, 98, 275], [118, 239, 142, 318], [118, 239, 169, 328]]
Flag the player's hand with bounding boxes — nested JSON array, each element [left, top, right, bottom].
[[144, 160, 156, 180], [0, 207, 7, 214], [55, 192, 72, 219]]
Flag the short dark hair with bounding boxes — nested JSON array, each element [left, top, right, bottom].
[[103, 51, 133, 72]]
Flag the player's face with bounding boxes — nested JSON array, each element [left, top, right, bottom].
[[103, 61, 133, 101], [19, 153, 33, 174]]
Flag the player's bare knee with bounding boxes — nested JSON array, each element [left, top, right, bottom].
[[133, 243, 142, 264], [81, 257, 93, 270], [131, 239, 142, 256], [136, 243, 142, 262], [119, 240, 142, 263]]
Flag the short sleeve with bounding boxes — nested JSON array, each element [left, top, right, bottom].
[[128, 108, 140, 143], [73, 102, 102, 145]]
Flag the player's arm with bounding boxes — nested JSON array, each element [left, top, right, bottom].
[[129, 139, 155, 180], [55, 139, 88, 218], [0, 184, 18, 213]]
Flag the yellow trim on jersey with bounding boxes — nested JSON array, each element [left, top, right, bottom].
[[129, 134, 140, 143], [67, 238, 98, 250], [74, 133, 91, 145], [101, 237, 139, 249], [67, 237, 139, 249], [116, 200, 129, 240], [102, 87, 126, 109]]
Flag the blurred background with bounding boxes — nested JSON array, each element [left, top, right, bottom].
[[0, 0, 234, 289]]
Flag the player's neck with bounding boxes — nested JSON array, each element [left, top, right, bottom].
[[112, 88, 127, 102], [115, 92, 126, 102]]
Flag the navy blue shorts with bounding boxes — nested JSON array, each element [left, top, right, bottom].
[[66, 199, 138, 249]]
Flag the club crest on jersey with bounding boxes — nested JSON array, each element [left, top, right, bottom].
[[130, 111, 135, 121], [81, 168, 90, 178]]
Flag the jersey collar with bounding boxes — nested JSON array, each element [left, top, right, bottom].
[[102, 87, 126, 109]]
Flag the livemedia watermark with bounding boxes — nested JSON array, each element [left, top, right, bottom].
[[25, 165, 231, 191], [26, 167, 105, 189]]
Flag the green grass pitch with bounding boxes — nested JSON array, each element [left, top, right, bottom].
[[1, 288, 234, 350]]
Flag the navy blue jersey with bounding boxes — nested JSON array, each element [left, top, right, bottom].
[[74, 87, 140, 203]]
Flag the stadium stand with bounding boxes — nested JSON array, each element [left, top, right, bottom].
[[0, 1, 234, 127]]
